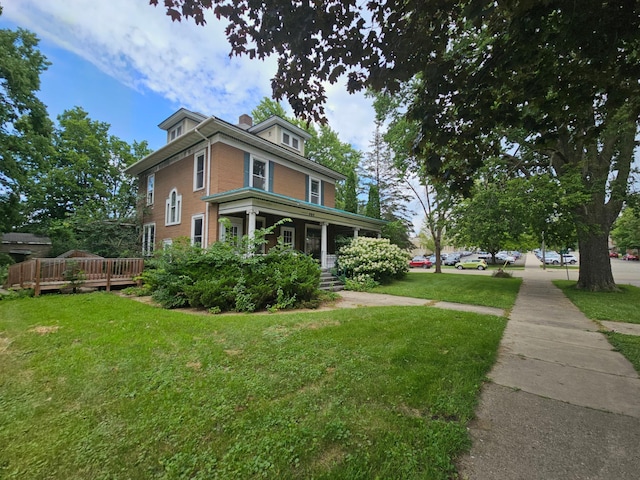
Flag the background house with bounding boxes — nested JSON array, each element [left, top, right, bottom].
[[1, 233, 52, 263], [125, 109, 386, 268]]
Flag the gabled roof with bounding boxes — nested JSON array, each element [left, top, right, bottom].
[[125, 114, 345, 181], [158, 108, 207, 130], [249, 115, 312, 140]]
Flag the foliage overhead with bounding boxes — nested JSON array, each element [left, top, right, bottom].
[[611, 207, 640, 252]]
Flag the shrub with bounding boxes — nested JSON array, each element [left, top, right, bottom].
[[140, 225, 322, 313], [337, 237, 409, 285]]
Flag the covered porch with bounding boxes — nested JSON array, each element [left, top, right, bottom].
[[203, 188, 386, 269]]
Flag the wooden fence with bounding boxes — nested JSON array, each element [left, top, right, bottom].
[[5, 257, 144, 296]]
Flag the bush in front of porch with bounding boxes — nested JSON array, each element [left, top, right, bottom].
[[337, 237, 409, 290], [140, 238, 321, 313]]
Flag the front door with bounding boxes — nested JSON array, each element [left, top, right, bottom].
[[305, 225, 322, 260]]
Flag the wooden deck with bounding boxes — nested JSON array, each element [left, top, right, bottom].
[[5, 257, 144, 296]]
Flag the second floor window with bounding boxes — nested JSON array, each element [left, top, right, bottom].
[[282, 131, 300, 151], [146, 174, 155, 205], [252, 158, 267, 190], [194, 151, 205, 191], [309, 178, 321, 205], [165, 189, 182, 226]]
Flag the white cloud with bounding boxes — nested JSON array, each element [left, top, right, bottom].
[[3, 0, 376, 150]]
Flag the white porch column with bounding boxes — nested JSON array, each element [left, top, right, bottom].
[[377, 232, 382, 238], [320, 222, 328, 269], [246, 208, 259, 254], [353, 227, 360, 238]]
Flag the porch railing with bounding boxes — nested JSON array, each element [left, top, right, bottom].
[[5, 257, 144, 296]]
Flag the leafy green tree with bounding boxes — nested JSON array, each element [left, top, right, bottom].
[[0, 13, 52, 231], [343, 168, 358, 213], [251, 97, 288, 123], [153, 0, 640, 291], [364, 184, 380, 219], [611, 207, 640, 253]]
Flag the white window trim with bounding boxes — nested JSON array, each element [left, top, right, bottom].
[[165, 188, 182, 226], [142, 223, 156, 256], [146, 174, 155, 206], [251, 157, 268, 191], [281, 226, 295, 248], [309, 177, 321, 205], [220, 217, 244, 246], [162, 238, 173, 249], [191, 214, 204, 246], [281, 130, 301, 151], [193, 150, 206, 191], [169, 123, 183, 142]]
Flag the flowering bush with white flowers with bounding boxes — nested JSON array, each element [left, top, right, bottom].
[[337, 237, 409, 286]]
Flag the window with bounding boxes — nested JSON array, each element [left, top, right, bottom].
[[309, 178, 321, 205], [282, 130, 301, 151], [194, 151, 205, 191], [165, 189, 182, 226], [281, 226, 295, 248], [142, 223, 155, 256], [192, 215, 204, 246], [220, 218, 243, 246], [252, 158, 267, 190], [146, 174, 155, 205], [169, 124, 183, 141]]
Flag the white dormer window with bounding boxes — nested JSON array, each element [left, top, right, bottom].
[[169, 124, 183, 142], [282, 130, 300, 151]]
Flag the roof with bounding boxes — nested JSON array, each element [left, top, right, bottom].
[[158, 108, 207, 129], [2, 233, 52, 245], [125, 114, 345, 181], [249, 115, 312, 140]]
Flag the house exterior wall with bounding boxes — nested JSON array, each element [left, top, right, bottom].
[[272, 163, 306, 201], [211, 142, 245, 194]]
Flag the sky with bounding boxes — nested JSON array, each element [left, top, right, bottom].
[[0, 0, 377, 152]]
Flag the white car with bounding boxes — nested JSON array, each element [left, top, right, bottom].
[[543, 254, 578, 265]]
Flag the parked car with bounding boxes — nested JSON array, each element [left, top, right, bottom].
[[543, 253, 578, 265], [455, 259, 488, 270], [409, 255, 433, 268], [622, 253, 639, 261], [609, 252, 619, 258], [496, 252, 516, 264], [443, 254, 461, 266]]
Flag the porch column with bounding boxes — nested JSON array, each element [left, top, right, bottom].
[[321, 222, 328, 269], [246, 208, 259, 254], [377, 232, 382, 238], [353, 227, 359, 238]]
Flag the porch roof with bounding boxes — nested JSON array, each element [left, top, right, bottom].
[[202, 187, 387, 231]]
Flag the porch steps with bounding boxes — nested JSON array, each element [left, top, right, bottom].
[[319, 270, 344, 291]]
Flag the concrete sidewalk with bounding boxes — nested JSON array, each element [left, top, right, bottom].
[[458, 253, 640, 479]]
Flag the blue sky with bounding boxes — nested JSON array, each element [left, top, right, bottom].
[[0, 0, 376, 152]]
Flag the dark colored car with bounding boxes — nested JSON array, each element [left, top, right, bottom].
[[622, 253, 639, 261], [409, 255, 433, 268]]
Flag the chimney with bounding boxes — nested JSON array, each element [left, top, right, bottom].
[[238, 114, 253, 129]]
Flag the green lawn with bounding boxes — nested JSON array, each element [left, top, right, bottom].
[[553, 280, 640, 325], [372, 272, 522, 310], [606, 332, 640, 373], [0, 293, 506, 480]]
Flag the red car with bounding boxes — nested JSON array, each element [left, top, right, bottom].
[[409, 255, 433, 269], [622, 253, 639, 261], [609, 252, 619, 258]]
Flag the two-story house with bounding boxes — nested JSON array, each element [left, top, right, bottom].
[[125, 108, 386, 269]]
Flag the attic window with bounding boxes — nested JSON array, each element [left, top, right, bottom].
[[169, 124, 183, 141], [282, 131, 300, 151]]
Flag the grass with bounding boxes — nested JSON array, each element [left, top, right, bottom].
[[372, 271, 522, 310], [606, 332, 640, 372], [553, 280, 640, 325], [0, 292, 506, 480]]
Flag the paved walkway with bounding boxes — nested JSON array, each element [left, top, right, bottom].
[[457, 253, 640, 479]]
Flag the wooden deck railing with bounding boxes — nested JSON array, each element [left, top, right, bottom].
[[5, 257, 144, 296]]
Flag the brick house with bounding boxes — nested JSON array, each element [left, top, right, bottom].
[[125, 108, 386, 269]]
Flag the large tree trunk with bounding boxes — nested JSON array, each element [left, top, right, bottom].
[[575, 226, 617, 291]]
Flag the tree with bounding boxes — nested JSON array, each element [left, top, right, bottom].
[[152, 0, 640, 291], [364, 184, 380, 220], [611, 207, 640, 253], [343, 168, 358, 214], [25, 107, 150, 227], [0, 12, 52, 232], [251, 97, 288, 123]]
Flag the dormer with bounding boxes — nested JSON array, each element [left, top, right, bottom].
[[158, 108, 208, 144], [248, 115, 311, 156]]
